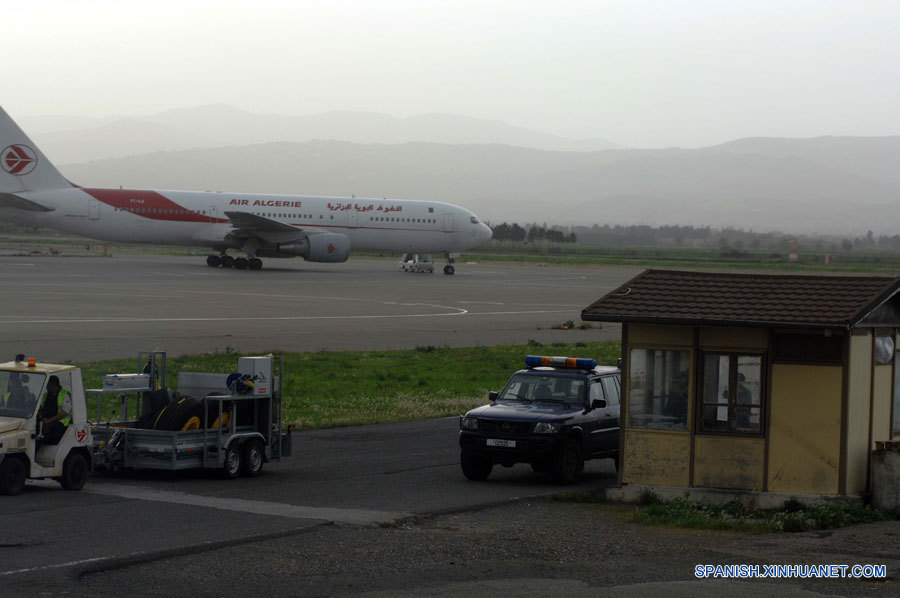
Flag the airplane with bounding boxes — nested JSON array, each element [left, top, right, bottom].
[[0, 106, 492, 274]]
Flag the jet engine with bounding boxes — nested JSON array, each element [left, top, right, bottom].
[[258, 233, 350, 263]]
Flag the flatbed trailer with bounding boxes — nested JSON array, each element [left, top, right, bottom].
[[88, 352, 291, 478]]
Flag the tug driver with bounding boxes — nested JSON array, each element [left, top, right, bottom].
[[40, 375, 71, 445]]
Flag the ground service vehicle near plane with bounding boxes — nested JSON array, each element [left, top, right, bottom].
[[398, 253, 435, 273], [0, 106, 491, 274], [459, 356, 620, 484], [0, 352, 290, 495]]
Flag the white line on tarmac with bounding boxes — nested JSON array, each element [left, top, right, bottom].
[[0, 556, 110, 577], [85, 483, 413, 526], [0, 308, 578, 325]]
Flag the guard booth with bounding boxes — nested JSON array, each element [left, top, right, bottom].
[[581, 269, 900, 497]]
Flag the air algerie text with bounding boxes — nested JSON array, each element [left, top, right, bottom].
[[228, 199, 303, 208]]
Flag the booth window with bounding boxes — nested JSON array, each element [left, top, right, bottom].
[[628, 348, 690, 430], [893, 338, 900, 439], [700, 353, 763, 434]]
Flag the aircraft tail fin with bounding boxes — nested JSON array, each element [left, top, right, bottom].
[[0, 106, 72, 194]]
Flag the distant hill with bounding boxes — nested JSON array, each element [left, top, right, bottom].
[[58, 136, 900, 235], [23, 105, 621, 163]]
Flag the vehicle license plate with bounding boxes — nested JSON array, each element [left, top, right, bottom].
[[486, 438, 516, 448]]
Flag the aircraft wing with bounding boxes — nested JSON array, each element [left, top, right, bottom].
[[224, 210, 307, 243], [0, 192, 54, 212]]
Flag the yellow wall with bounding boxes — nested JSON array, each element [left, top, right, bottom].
[[873, 364, 893, 445], [845, 333, 872, 494], [769, 364, 842, 494], [693, 436, 765, 490], [699, 327, 768, 350], [623, 431, 691, 486], [628, 324, 693, 347]]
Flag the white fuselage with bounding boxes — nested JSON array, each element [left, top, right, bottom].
[[8, 186, 492, 254]]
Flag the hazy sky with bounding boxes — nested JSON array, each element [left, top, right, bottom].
[[5, 0, 899, 147]]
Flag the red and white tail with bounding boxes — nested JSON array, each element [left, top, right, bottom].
[[0, 106, 72, 194]]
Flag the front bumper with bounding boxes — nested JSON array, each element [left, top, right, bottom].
[[459, 431, 563, 463]]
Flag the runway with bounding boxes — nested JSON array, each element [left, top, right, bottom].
[[0, 254, 636, 361]]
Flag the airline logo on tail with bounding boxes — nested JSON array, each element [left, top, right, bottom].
[[2, 144, 38, 175]]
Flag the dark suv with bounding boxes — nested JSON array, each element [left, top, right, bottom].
[[458, 355, 620, 484]]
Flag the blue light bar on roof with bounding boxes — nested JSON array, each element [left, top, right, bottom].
[[525, 355, 597, 369]]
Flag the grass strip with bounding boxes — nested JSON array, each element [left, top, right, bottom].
[[630, 494, 897, 533], [78, 341, 620, 429]]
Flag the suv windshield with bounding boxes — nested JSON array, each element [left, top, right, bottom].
[[0, 371, 45, 419], [499, 373, 585, 405]]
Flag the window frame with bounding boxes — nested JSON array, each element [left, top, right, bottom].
[[697, 351, 766, 437], [626, 346, 692, 431]]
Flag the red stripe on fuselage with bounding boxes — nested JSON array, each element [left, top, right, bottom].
[[82, 188, 229, 223]]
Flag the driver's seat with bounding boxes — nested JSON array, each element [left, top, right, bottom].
[[533, 385, 552, 401]]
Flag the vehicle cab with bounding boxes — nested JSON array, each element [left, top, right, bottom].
[[458, 355, 620, 484], [0, 357, 91, 495]]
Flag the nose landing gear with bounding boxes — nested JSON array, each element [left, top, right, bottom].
[[443, 252, 457, 275]]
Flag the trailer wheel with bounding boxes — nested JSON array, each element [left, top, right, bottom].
[[60, 452, 87, 491], [223, 443, 242, 479], [242, 440, 264, 477], [0, 457, 27, 495]]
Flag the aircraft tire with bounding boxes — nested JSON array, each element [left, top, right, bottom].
[[221, 255, 235, 268], [249, 258, 263, 270], [234, 257, 249, 270], [207, 255, 221, 267], [444, 265, 455, 275]]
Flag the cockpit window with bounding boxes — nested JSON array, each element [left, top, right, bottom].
[[470, 216, 479, 224]]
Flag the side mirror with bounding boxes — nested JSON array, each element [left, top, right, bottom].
[[591, 399, 606, 409], [488, 391, 499, 402]]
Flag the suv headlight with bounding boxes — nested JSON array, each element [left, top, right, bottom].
[[533, 422, 561, 434], [460, 416, 480, 431]]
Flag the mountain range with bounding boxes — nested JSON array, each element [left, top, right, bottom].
[[22, 105, 619, 163], [19, 106, 900, 235]]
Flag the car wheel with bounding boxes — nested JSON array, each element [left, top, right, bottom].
[[61, 452, 88, 491], [551, 439, 583, 485], [530, 461, 550, 473], [223, 443, 242, 479], [242, 440, 264, 477], [0, 457, 27, 495], [460, 451, 492, 481]]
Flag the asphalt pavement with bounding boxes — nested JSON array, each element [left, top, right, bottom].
[[0, 418, 618, 581], [0, 254, 634, 361], [0, 254, 630, 591]]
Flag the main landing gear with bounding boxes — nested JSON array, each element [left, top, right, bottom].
[[207, 254, 263, 270]]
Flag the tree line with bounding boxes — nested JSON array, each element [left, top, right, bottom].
[[490, 222, 577, 244]]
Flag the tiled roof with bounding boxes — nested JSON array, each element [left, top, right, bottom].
[[581, 269, 900, 329]]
